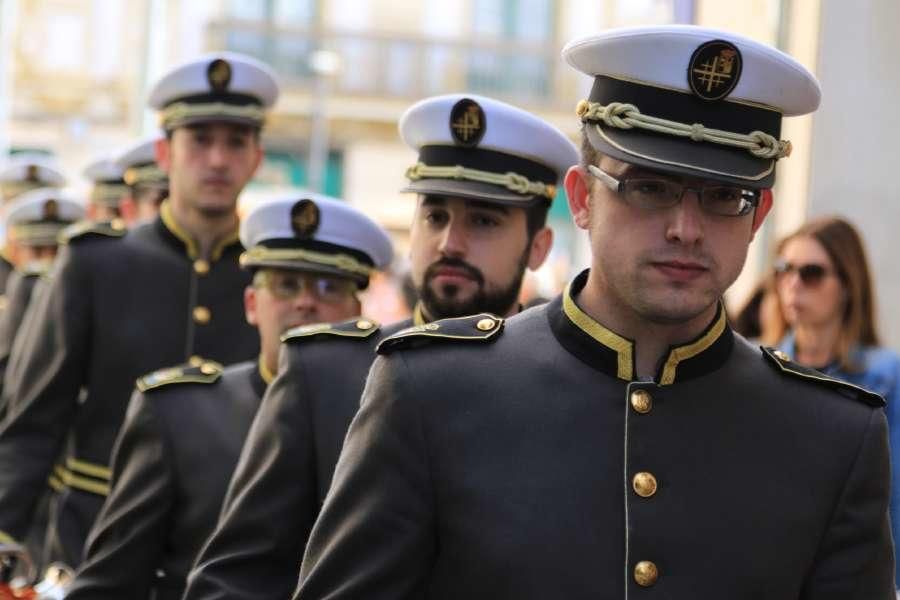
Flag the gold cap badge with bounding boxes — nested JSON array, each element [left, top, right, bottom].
[[42, 199, 59, 220], [688, 40, 742, 101], [207, 58, 232, 93], [291, 199, 321, 239], [450, 98, 486, 148]]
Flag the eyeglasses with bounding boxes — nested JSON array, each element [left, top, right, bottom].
[[253, 270, 357, 303], [588, 165, 761, 217], [773, 259, 834, 287]]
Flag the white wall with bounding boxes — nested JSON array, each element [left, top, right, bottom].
[[807, 0, 900, 349]]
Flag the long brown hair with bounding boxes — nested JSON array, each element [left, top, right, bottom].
[[762, 216, 880, 371]]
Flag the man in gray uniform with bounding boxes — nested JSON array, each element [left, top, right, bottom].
[[65, 194, 392, 600], [0, 189, 85, 404], [184, 93, 578, 600], [295, 26, 894, 599], [0, 51, 277, 568]]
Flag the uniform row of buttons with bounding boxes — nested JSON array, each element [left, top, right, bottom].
[[631, 388, 659, 587]]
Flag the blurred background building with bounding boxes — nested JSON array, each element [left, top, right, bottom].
[[0, 0, 897, 346]]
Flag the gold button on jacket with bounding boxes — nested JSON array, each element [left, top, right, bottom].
[[193, 306, 211, 324], [634, 561, 659, 587], [632, 472, 658, 498], [630, 389, 652, 414]]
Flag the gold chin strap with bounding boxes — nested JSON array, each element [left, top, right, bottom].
[[576, 100, 792, 160], [240, 246, 374, 278], [405, 162, 556, 200], [124, 165, 167, 186], [159, 102, 266, 128]]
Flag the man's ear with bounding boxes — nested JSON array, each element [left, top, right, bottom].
[[526, 226, 553, 271], [750, 188, 774, 239], [564, 166, 592, 230], [244, 286, 258, 326], [155, 137, 172, 173]]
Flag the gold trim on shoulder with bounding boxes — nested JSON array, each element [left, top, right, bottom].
[[562, 282, 634, 380], [658, 304, 727, 385]]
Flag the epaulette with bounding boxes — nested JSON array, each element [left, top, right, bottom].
[[59, 219, 127, 244], [136, 360, 224, 393], [376, 313, 504, 355], [281, 317, 380, 343], [761, 347, 884, 408]]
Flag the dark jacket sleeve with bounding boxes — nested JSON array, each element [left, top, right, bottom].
[[66, 390, 175, 600], [185, 345, 316, 600], [294, 355, 435, 600], [0, 246, 91, 543], [801, 406, 895, 599]]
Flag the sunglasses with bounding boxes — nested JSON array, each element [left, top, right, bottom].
[[773, 259, 834, 286]]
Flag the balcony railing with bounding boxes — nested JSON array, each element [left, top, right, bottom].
[[206, 19, 574, 110]]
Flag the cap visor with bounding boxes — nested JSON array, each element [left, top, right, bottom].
[[584, 123, 775, 189]]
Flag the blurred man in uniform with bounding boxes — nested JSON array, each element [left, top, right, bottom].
[[295, 26, 894, 599], [114, 133, 169, 226], [66, 194, 392, 600], [0, 155, 66, 298], [184, 93, 577, 600], [82, 156, 130, 226], [0, 189, 85, 402], [0, 51, 277, 569]]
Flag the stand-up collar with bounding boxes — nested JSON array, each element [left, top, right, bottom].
[[549, 270, 733, 385], [157, 200, 241, 261]]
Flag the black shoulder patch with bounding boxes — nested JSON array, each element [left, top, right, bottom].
[[761, 347, 885, 408], [377, 313, 504, 355], [59, 219, 127, 244], [281, 317, 380, 343], [136, 361, 224, 393]]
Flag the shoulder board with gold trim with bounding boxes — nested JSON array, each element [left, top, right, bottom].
[[59, 219, 127, 244], [376, 313, 504, 355], [281, 317, 381, 343], [761, 347, 884, 408], [136, 361, 224, 393]]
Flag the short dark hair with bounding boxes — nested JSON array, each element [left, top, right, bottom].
[[524, 201, 550, 239]]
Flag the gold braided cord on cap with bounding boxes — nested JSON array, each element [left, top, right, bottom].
[[91, 184, 130, 204], [240, 246, 374, 278], [576, 100, 792, 160], [10, 223, 69, 244], [160, 102, 266, 128], [124, 165, 167, 186], [405, 163, 557, 200]]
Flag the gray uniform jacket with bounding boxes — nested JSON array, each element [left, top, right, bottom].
[[0, 210, 259, 566], [296, 271, 893, 600], [184, 317, 413, 600], [66, 360, 267, 600]]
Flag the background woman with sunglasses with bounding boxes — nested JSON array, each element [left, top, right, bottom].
[[762, 215, 900, 584], [762, 215, 898, 402]]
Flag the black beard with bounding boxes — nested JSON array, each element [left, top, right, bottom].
[[419, 251, 528, 319]]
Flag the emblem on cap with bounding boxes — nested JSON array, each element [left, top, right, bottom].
[[291, 199, 320, 239], [449, 98, 486, 148], [26, 165, 39, 182], [688, 40, 742, 101], [207, 58, 232, 93], [42, 199, 59, 220]]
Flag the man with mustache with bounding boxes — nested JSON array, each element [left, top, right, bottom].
[[183, 94, 578, 600], [65, 195, 392, 600], [295, 27, 894, 599], [0, 52, 275, 569]]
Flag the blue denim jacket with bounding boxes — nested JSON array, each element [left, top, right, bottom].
[[777, 334, 900, 584]]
